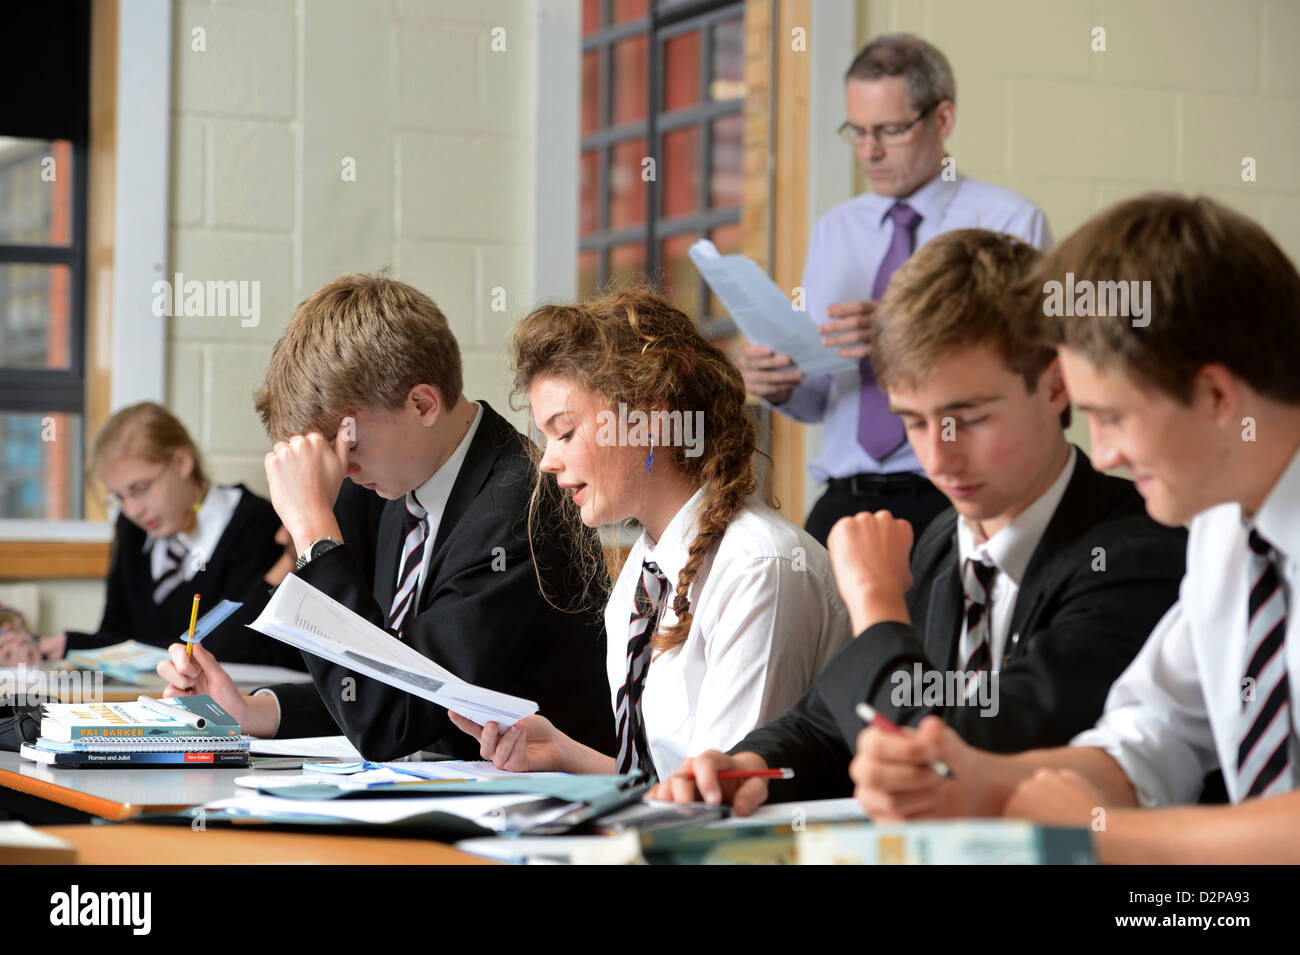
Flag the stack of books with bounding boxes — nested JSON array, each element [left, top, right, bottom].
[[19, 694, 251, 768]]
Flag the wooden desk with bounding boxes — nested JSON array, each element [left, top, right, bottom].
[[37, 823, 496, 865], [4, 754, 500, 864], [0, 750, 246, 822]]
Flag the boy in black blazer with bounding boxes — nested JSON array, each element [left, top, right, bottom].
[[854, 197, 1300, 863], [654, 229, 1187, 810], [160, 274, 613, 761]]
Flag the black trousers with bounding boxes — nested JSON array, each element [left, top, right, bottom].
[[805, 474, 951, 549]]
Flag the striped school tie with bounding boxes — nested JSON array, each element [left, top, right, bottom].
[[614, 559, 668, 780], [151, 537, 193, 604], [958, 557, 997, 699], [388, 496, 429, 637], [1237, 530, 1294, 798]]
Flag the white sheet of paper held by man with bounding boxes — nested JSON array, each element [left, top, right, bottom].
[[688, 239, 857, 378], [248, 574, 538, 729]]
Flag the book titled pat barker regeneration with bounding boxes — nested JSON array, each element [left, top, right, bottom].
[[38, 695, 242, 742], [21, 695, 251, 769]]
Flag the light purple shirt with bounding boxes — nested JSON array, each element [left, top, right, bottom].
[[774, 171, 1052, 483]]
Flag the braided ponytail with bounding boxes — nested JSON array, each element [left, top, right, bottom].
[[656, 431, 756, 652]]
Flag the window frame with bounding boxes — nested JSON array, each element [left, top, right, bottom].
[[580, 0, 745, 338], [0, 0, 171, 573], [0, 138, 89, 415]]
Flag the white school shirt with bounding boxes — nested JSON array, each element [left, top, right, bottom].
[[401, 402, 483, 606], [955, 448, 1077, 671], [605, 487, 854, 778], [1072, 446, 1300, 806], [144, 483, 242, 583]]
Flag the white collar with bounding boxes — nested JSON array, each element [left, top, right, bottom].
[[1244, 442, 1300, 563], [639, 485, 710, 600], [407, 402, 483, 518], [957, 447, 1077, 585], [145, 483, 243, 576], [860, 169, 962, 231]]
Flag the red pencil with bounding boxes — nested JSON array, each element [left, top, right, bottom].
[[856, 701, 955, 778], [686, 768, 795, 781]]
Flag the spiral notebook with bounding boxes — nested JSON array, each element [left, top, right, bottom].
[[32, 735, 252, 753]]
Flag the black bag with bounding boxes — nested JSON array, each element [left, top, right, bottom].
[[0, 704, 41, 752]]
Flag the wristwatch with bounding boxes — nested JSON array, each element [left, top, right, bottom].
[[295, 537, 341, 570]]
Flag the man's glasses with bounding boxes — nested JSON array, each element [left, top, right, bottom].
[[838, 101, 939, 147]]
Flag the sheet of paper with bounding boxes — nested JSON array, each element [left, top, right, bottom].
[[293, 759, 521, 778], [247, 573, 538, 728], [316, 760, 562, 785], [707, 796, 867, 828], [688, 239, 857, 377], [456, 832, 644, 865], [223, 663, 315, 686], [238, 762, 563, 790], [376, 759, 558, 781], [204, 791, 543, 826], [248, 735, 364, 759], [235, 773, 342, 789]]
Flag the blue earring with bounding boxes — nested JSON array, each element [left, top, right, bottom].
[[647, 439, 654, 474]]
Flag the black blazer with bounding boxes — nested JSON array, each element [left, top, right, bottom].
[[64, 484, 305, 668], [269, 401, 615, 762], [734, 449, 1188, 801]]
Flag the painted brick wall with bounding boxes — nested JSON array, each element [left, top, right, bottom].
[[859, 0, 1300, 259], [167, 0, 535, 498]]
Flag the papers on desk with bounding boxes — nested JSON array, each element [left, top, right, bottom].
[[457, 833, 644, 865], [706, 796, 866, 828], [688, 239, 857, 378], [203, 792, 545, 829], [249, 735, 364, 759], [238, 770, 641, 803], [235, 759, 537, 789], [248, 573, 538, 728], [202, 766, 646, 833], [196, 771, 648, 835], [303, 758, 543, 781]]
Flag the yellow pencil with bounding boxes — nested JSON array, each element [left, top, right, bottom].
[[186, 593, 200, 657]]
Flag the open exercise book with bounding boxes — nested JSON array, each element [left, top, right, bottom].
[[247, 573, 537, 729]]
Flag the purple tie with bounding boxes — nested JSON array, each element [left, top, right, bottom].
[[858, 201, 922, 461]]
